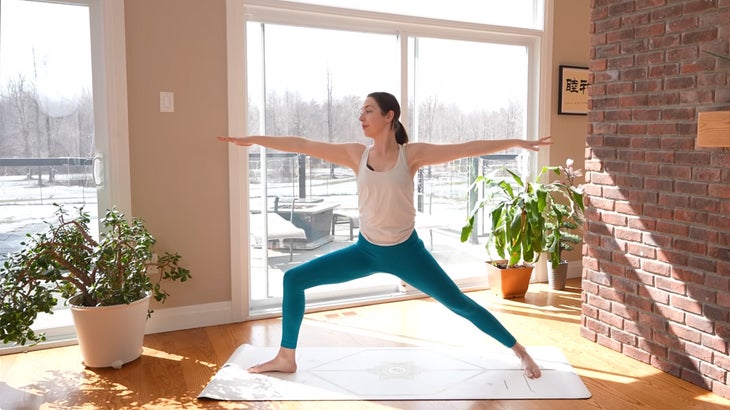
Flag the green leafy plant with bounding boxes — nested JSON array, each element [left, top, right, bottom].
[[0, 205, 191, 345], [543, 159, 585, 269], [460, 161, 584, 269]]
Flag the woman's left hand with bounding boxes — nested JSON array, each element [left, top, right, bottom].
[[522, 136, 552, 151]]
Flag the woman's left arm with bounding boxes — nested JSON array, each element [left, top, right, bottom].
[[406, 137, 552, 173]]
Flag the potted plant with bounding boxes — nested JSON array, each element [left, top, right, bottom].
[[460, 161, 583, 298], [0, 204, 191, 368], [544, 159, 585, 290]]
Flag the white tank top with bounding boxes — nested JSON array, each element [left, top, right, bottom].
[[357, 145, 415, 245]]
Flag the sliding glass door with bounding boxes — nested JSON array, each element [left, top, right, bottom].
[[240, 0, 544, 317]]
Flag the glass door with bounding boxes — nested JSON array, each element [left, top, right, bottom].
[[246, 23, 404, 314], [239, 1, 543, 316], [409, 36, 530, 288]]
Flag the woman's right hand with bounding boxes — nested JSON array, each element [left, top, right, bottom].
[[217, 136, 253, 146]]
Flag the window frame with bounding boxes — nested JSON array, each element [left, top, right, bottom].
[[227, 0, 553, 322]]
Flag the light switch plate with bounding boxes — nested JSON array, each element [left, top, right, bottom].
[[160, 91, 174, 112]]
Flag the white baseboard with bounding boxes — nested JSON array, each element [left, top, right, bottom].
[[145, 301, 234, 334]]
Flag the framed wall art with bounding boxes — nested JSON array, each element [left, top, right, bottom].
[[558, 65, 589, 115]]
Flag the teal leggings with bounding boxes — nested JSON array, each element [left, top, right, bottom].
[[280, 231, 517, 349]]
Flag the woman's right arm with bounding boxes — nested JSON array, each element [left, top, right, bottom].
[[218, 135, 364, 171]]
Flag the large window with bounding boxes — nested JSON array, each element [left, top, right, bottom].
[[233, 0, 547, 318], [0, 0, 127, 352], [0, 0, 99, 262]]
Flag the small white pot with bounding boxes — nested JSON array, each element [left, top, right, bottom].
[[547, 262, 569, 291], [69, 293, 150, 368]]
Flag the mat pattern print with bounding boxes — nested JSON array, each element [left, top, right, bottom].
[[199, 344, 591, 401]]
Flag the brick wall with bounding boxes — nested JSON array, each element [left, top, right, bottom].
[[584, 0, 730, 399]]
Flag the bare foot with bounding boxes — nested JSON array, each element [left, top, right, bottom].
[[248, 347, 297, 373], [511, 343, 542, 379]]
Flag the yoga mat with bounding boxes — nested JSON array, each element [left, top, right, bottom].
[[199, 345, 591, 401]]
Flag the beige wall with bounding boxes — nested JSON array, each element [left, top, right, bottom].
[[122, 0, 588, 311], [550, 0, 590, 263], [125, 0, 231, 308]]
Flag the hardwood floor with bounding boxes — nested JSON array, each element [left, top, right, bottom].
[[2, 278, 729, 409]]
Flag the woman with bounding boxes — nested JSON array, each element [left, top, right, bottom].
[[219, 91, 551, 379]]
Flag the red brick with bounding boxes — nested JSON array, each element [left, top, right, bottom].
[[686, 313, 714, 334], [661, 136, 696, 150], [665, 76, 696, 91], [585, 316, 611, 334], [709, 183, 730, 198], [674, 208, 709, 224], [702, 304, 730, 322], [608, 1, 636, 16], [643, 177, 673, 191], [687, 282, 716, 303], [599, 309, 625, 328], [668, 322, 703, 343], [662, 107, 696, 119], [649, 63, 679, 77], [681, 27, 719, 44], [657, 249, 689, 266], [694, 167, 721, 182], [714, 382, 730, 399], [635, 22, 665, 38], [670, 294, 704, 315], [601, 210, 627, 226], [656, 276, 687, 295], [700, 361, 727, 383], [615, 200, 640, 215], [612, 328, 638, 345], [623, 344, 652, 363], [660, 164, 692, 179], [667, 16, 699, 32], [689, 196, 720, 213], [580, 326, 597, 343], [597, 334, 622, 351], [658, 193, 689, 207], [617, 123, 647, 134], [628, 242, 657, 259], [652, 355, 682, 378], [680, 369, 711, 390], [674, 238, 707, 254], [638, 311, 668, 332], [600, 286, 627, 303], [655, 220, 688, 236], [639, 338, 668, 358], [671, 266, 705, 285], [654, 302, 685, 322], [687, 257, 716, 274], [641, 259, 671, 276], [676, 151, 712, 165]]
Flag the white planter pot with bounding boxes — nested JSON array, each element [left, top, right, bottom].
[[70, 294, 150, 368], [547, 262, 569, 290]]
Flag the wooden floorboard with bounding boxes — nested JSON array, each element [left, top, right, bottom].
[[2, 278, 729, 409]]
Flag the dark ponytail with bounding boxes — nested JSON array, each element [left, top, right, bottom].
[[367, 92, 409, 145], [394, 120, 408, 145]]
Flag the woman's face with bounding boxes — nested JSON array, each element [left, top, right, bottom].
[[359, 97, 392, 138]]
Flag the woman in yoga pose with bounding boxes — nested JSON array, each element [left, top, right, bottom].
[[219, 91, 551, 379]]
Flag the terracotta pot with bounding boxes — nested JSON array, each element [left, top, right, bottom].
[[485, 261, 534, 298], [69, 294, 150, 368]]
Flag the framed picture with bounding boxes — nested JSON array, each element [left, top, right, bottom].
[[558, 65, 589, 115]]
